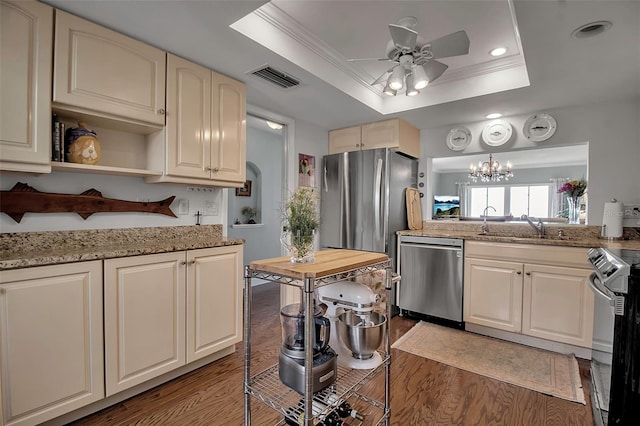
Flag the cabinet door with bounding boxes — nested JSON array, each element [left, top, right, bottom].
[[165, 54, 212, 179], [522, 264, 594, 347], [0, 261, 103, 426], [186, 246, 243, 363], [361, 119, 398, 151], [361, 118, 420, 158], [104, 252, 185, 396], [53, 10, 166, 125], [329, 126, 361, 154], [464, 258, 523, 333], [210, 72, 246, 184], [0, 0, 52, 173]]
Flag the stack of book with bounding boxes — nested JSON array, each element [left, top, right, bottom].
[[51, 114, 65, 162]]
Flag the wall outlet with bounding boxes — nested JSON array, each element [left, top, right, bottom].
[[203, 200, 218, 216], [186, 186, 215, 193], [623, 204, 640, 218]]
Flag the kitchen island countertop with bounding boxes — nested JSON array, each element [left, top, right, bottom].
[[0, 225, 243, 270], [398, 222, 640, 251]]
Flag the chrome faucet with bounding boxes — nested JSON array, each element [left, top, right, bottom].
[[481, 206, 496, 234], [521, 214, 545, 238]]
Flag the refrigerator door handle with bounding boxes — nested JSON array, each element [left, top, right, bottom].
[[343, 157, 352, 247], [374, 157, 383, 241], [323, 165, 328, 192]]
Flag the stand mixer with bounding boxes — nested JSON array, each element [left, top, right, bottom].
[[317, 281, 387, 369]]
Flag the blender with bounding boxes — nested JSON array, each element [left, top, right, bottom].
[[316, 281, 387, 369], [278, 300, 337, 394]]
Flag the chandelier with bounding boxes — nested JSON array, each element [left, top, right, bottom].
[[468, 153, 514, 182]]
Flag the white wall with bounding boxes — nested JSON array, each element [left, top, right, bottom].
[[0, 171, 223, 233], [228, 127, 283, 265], [420, 98, 640, 225]]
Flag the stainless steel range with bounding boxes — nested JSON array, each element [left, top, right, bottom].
[[587, 247, 640, 425]]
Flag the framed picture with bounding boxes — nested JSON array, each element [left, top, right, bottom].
[[298, 154, 315, 187], [236, 180, 252, 196]]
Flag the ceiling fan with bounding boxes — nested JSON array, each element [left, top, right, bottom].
[[349, 17, 470, 96]]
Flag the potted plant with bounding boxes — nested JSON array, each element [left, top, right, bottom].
[[281, 187, 319, 263], [241, 206, 258, 224]]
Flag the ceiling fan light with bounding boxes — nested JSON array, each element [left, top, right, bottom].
[[388, 66, 405, 90], [404, 74, 419, 96], [412, 65, 428, 89], [383, 83, 397, 96]]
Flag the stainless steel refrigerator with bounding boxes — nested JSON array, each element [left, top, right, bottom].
[[320, 148, 418, 269]]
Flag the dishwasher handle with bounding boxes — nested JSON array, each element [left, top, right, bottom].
[[400, 242, 463, 253]]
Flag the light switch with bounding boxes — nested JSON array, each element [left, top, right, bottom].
[[177, 199, 189, 215]]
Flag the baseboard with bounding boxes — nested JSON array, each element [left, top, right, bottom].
[[464, 323, 593, 360], [41, 345, 236, 426]]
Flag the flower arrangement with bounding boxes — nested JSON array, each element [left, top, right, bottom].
[[558, 179, 587, 198], [282, 187, 319, 262]]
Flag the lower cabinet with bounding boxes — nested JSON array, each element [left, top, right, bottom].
[[104, 246, 242, 396], [0, 261, 104, 426], [464, 241, 595, 348]]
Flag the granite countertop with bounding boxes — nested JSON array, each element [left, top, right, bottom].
[[0, 225, 244, 271], [398, 222, 640, 251]]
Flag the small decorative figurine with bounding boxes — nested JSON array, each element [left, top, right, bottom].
[[65, 121, 101, 165]]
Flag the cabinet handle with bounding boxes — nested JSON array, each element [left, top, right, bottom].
[[212, 167, 219, 173], [158, 108, 165, 115], [526, 272, 531, 276], [516, 271, 522, 275]]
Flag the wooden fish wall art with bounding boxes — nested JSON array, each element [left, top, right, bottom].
[[0, 183, 176, 223]]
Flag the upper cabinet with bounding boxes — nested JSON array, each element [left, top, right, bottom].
[[53, 10, 166, 126], [329, 118, 420, 159], [0, 0, 53, 173], [146, 54, 246, 186]]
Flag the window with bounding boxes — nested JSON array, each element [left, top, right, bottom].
[[468, 184, 551, 218]]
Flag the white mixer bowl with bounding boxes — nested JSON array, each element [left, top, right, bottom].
[[337, 311, 386, 360]]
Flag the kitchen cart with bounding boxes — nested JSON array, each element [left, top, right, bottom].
[[244, 249, 394, 426]]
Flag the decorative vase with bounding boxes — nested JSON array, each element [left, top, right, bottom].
[[567, 196, 582, 224], [281, 229, 316, 263]]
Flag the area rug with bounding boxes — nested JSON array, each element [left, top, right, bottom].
[[392, 321, 585, 404]]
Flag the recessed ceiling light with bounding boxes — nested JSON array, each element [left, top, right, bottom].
[[571, 21, 612, 39], [486, 113, 502, 119], [489, 47, 507, 57], [266, 120, 283, 130]]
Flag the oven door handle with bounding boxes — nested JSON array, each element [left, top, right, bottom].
[[589, 272, 612, 302]]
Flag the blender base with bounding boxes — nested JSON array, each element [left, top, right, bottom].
[[278, 347, 337, 395]]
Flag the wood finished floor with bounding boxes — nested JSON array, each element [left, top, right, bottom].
[[70, 283, 593, 425]]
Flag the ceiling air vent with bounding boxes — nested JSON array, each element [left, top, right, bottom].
[[249, 66, 300, 89]]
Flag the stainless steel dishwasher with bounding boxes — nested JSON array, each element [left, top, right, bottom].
[[397, 235, 464, 328]]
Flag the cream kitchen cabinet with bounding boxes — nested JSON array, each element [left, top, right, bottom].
[[146, 54, 246, 186], [0, 0, 53, 174], [53, 9, 166, 126], [329, 118, 420, 158], [464, 241, 594, 348], [104, 245, 243, 396], [0, 261, 104, 426]]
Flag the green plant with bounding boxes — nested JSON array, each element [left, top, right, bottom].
[[241, 206, 257, 224], [282, 187, 319, 260]]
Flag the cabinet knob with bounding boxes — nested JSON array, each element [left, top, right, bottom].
[[526, 272, 531, 276], [180, 261, 187, 266], [516, 271, 522, 275], [212, 167, 219, 173], [158, 108, 165, 115]]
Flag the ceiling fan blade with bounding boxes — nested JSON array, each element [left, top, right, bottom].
[[427, 30, 470, 59], [371, 65, 397, 86], [347, 57, 392, 62], [389, 23, 418, 51], [423, 60, 449, 82]]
